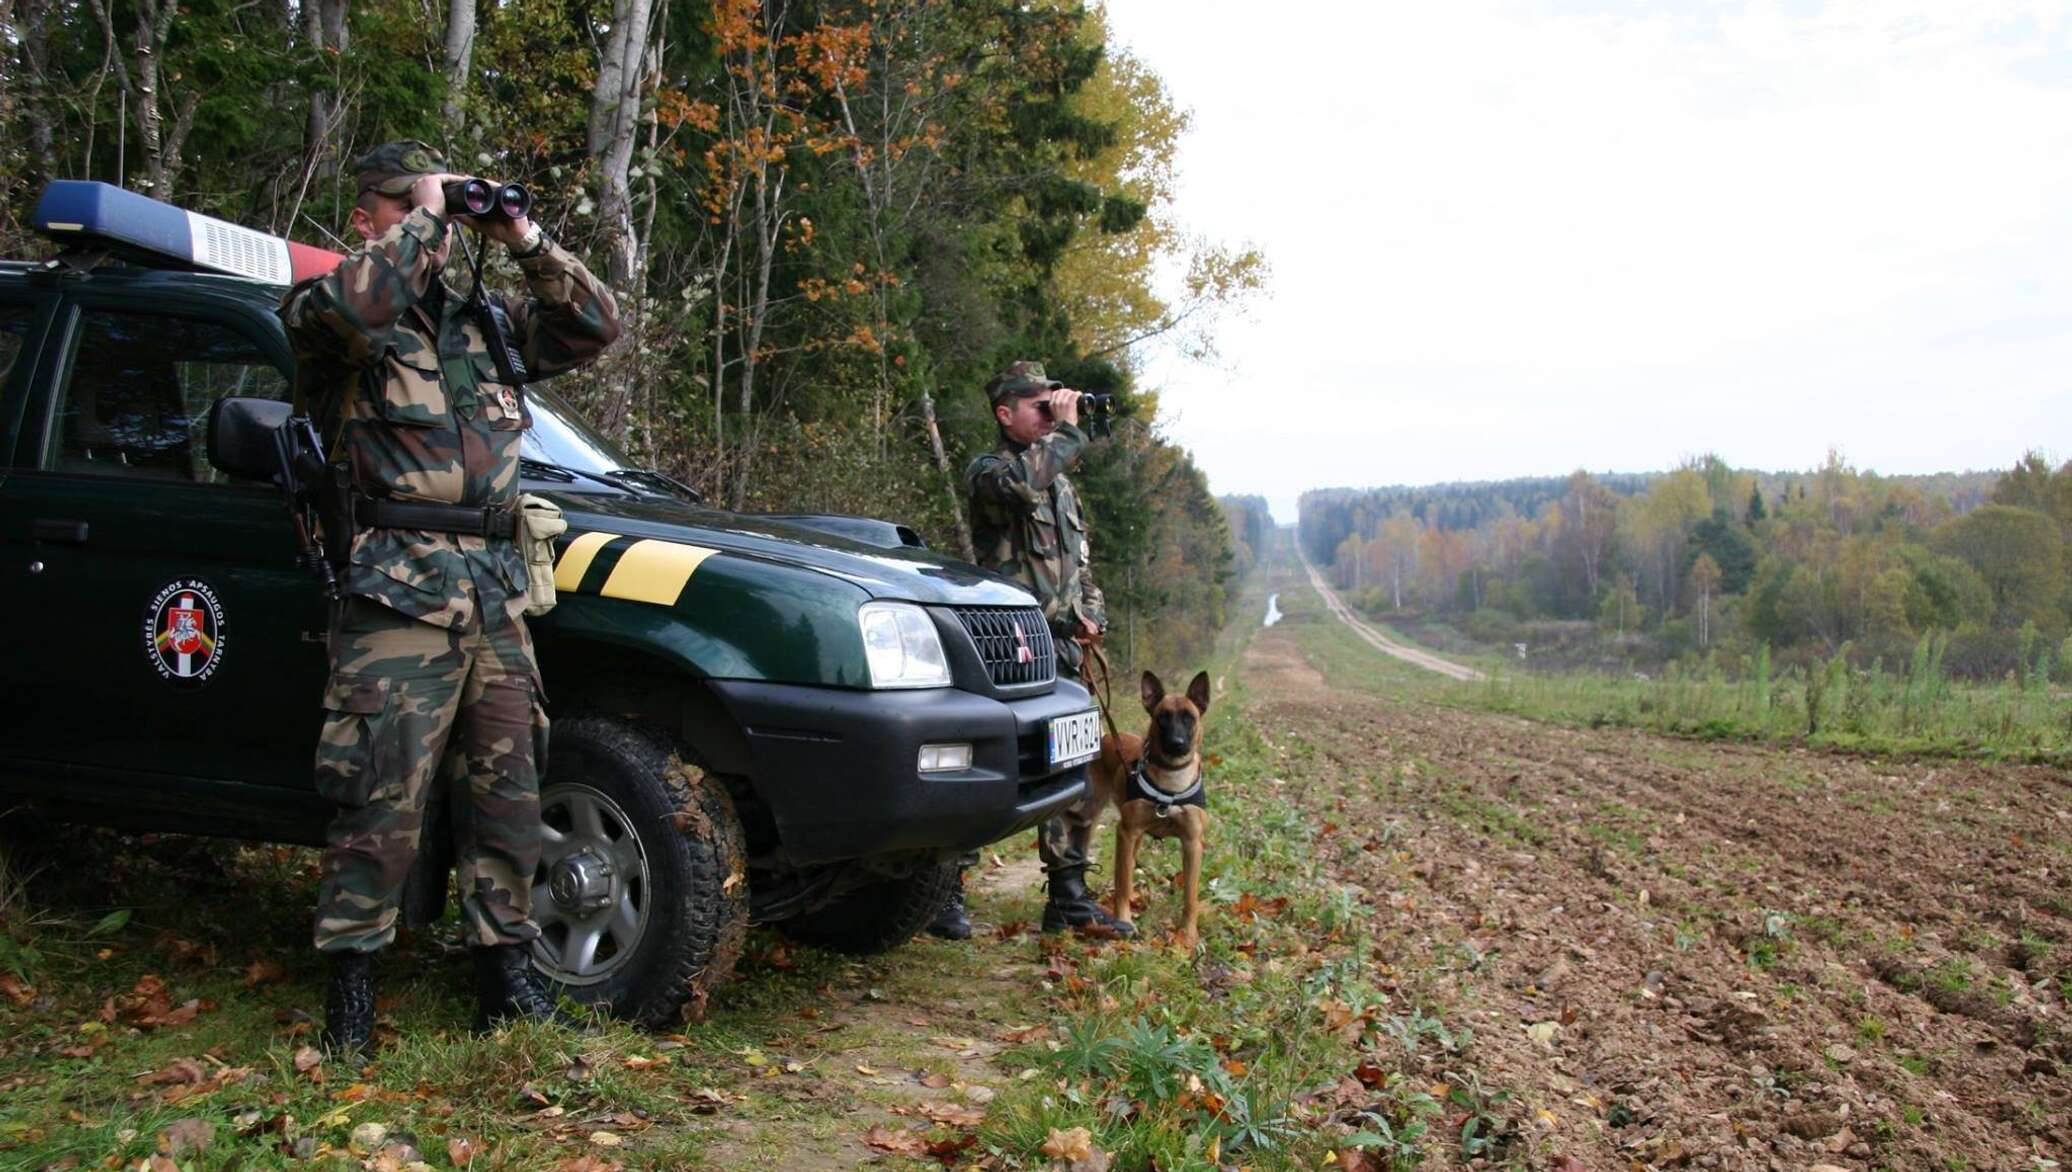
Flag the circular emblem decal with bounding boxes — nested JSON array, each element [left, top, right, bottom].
[[144, 579, 226, 687]]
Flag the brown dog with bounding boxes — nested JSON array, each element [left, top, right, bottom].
[[1088, 669, 1211, 948]]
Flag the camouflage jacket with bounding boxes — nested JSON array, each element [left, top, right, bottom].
[[280, 207, 620, 629], [965, 423, 1108, 664]]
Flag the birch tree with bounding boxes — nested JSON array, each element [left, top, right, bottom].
[[443, 0, 475, 135], [85, 0, 203, 197]]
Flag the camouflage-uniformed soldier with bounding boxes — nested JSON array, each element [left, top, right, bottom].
[[934, 361, 1132, 938], [281, 141, 620, 1055]]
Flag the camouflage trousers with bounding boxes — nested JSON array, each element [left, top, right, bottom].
[[1036, 655, 1100, 878], [1036, 804, 1097, 877], [312, 594, 547, 954]]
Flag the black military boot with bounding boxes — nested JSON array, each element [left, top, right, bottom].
[[927, 879, 973, 941], [472, 944, 578, 1033], [319, 950, 375, 1059], [1040, 865, 1134, 936]]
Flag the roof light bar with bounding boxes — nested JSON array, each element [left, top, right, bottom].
[[32, 180, 342, 285]]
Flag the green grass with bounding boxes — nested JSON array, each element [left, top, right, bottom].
[[1, 563, 1510, 1170], [979, 691, 1478, 1168], [1275, 566, 2069, 765], [0, 822, 1051, 1169]]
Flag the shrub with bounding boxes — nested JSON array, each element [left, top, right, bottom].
[[1462, 608, 1522, 644]]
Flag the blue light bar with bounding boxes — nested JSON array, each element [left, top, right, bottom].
[[32, 180, 339, 284]]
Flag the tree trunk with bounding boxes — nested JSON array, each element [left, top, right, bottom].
[[582, 0, 658, 441], [302, 0, 349, 186], [83, 0, 194, 198], [442, 0, 476, 135], [587, 0, 655, 290], [14, 0, 56, 187], [918, 393, 973, 562]]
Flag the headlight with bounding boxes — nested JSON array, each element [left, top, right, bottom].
[[857, 602, 951, 689]]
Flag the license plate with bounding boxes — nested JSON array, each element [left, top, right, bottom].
[[1047, 709, 1103, 769]]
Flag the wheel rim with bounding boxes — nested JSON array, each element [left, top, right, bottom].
[[531, 782, 651, 987]]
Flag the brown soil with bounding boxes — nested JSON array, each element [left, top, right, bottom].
[[691, 851, 1052, 1169], [1243, 622, 2072, 1171]]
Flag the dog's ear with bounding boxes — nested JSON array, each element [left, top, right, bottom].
[[1140, 670, 1165, 714], [1185, 670, 1211, 714]]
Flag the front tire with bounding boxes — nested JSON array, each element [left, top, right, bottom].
[[530, 717, 749, 1027], [776, 857, 960, 955]]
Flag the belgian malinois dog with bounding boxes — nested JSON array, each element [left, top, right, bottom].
[[1089, 669, 1211, 948]]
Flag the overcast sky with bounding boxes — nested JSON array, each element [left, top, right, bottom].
[[1101, 0, 2072, 523]]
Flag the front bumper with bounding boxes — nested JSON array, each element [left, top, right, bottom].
[[707, 677, 1095, 864]]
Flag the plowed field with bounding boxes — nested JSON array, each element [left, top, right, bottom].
[[1253, 585, 2072, 1170]]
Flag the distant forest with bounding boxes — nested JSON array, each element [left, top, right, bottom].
[[1298, 452, 2069, 680]]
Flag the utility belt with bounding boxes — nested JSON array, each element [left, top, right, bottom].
[[338, 492, 565, 616], [352, 496, 520, 541]]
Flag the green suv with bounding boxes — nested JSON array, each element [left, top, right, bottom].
[[0, 185, 1098, 1026]]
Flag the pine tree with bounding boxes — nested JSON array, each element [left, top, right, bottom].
[[1747, 484, 1767, 525]]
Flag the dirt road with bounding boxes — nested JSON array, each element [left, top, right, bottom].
[[1248, 606, 2072, 1169], [1300, 554, 1486, 681]]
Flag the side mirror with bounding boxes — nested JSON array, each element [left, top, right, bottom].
[[207, 395, 293, 483]]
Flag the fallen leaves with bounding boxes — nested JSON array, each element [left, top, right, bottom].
[[109, 974, 207, 1030], [864, 1124, 928, 1156], [899, 1100, 986, 1128], [1040, 1126, 1111, 1171], [241, 957, 291, 988], [0, 973, 35, 1005], [1228, 891, 1289, 921], [139, 1058, 207, 1087], [156, 1117, 214, 1157]]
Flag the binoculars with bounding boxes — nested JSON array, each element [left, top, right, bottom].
[[441, 178, 532, 222], [1037, 391, 1116, 418]]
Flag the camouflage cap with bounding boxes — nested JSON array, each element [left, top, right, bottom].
[[353, 140, 447, 197], [985, 360, 1062, 405]]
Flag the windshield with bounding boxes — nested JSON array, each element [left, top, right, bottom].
[[522, 383, 635, 474]]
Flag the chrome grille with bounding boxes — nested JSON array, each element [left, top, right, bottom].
[[953, 606, 1055, 687]]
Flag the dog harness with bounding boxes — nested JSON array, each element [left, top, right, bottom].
[[1128, 757, 1205, 818]]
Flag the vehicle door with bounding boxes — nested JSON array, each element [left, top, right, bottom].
[[0, 284, 330, 787]]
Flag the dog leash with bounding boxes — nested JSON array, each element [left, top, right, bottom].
[[1085, 639, 1122, 740]]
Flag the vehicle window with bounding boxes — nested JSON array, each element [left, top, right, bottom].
[[523, 382, 639, 474], [0, 300, 36, 389], [49, 307, 287, 483]]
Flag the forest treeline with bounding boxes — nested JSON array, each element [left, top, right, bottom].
[[0, 0, 1263, 670], [1299, 451, 2072, 681]]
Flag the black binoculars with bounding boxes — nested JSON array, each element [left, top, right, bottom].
[[1037, 391, 1116, 418], [442, 178, 532, 222]]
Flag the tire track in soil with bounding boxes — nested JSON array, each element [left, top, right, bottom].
[[691, 855, 1050, 1169], [1243, 627, 2071, 1171]]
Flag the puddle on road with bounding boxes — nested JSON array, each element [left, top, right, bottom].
[[1264, 593, 1282, 627]]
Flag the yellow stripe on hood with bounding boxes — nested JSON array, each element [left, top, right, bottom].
[[599, 539, 718, 605], [553, 530, 620, 592]]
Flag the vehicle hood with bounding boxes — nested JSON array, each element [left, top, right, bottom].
[[539, 488, 1036, 607]]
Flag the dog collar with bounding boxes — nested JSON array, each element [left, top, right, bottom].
[[1129, 756, 1205, 813]]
